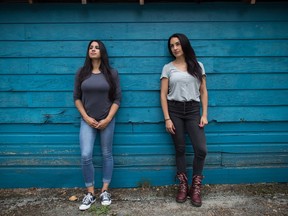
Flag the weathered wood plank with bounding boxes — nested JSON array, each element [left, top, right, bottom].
[[1, 132, 288, 145], [1, 90, 288, 108], [2, 152, 287, 167], [1, 57, 288, 75], [1, 74, 288, 91], [1, 22, 288, 40], [1, 152, 287, 172], [1, 144, 287, 157], [0, 106, 287, 123], [222, 153, 288, 166], [1, 122, 288, 134], [1, 40, 288, 58], [132, 122, 288, 133], [0, 167, 287, 188], [0, 153, 221, 167]]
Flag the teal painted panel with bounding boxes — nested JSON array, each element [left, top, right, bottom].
[[1, 57, 288, 75], [1, 40, 288, 57], [1, 89, 288, 108], [1, 122, 288, 134], [0, 153, 221, 167], [0, 106, 288, 123], [1, 143, 287, 157], [1, 74, 288, 92], [1, 132, 288, 146], [0, 167, 287, 188], [0, 151, 279, 168], [132, 122, 288, 133], [222, 153, 288, 167], [2, 22, 288, 40], [208, 144, 288, 154], [2, 151, 287, 168], [1, 133, 287, 148], [207, 74, 288, 90], [0, 123, 133, 134], [0, 2, 288, 188]]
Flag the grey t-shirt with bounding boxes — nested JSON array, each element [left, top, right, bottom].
[[73, 69, 121, 121], [160, 61, 205, 102]]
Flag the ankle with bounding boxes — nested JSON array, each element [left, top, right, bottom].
[[87, 191, 94, 196]]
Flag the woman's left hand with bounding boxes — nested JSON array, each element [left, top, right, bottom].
[[96, 118, 111, 130], [199, 116, 208, 128]]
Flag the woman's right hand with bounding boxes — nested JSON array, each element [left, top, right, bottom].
[[166, 119, 176, 134], [84, 116, 99, 128]]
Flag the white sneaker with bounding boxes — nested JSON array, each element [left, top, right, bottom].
[[100, 191, 111, 206], [79, 192, 96, 211]]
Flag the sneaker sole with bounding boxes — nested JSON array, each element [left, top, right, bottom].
[[101, 200, 111, 206], [79, 200, 96, 211]]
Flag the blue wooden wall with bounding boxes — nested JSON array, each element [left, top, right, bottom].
[[0, 2, 288, 188]]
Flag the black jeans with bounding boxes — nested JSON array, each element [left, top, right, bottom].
[[168, 100, 207, 176]]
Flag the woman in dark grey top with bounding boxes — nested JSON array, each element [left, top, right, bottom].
[[160, 33, 208, 207], [74, 40, 121, 210]]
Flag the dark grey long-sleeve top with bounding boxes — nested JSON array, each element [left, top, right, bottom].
[[73, 69, 121, 121]]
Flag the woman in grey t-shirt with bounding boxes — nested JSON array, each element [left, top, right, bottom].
[[160, 33, 208, 207]]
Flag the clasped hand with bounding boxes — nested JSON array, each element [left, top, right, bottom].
[[84, 116, 110, 130]]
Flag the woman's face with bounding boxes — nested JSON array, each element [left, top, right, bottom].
[[169, 37, 184, 58], [89, 41, 101, 59]]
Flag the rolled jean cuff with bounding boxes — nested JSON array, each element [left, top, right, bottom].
[[85, 182, 94, 187], [103, 178, 111, 184]]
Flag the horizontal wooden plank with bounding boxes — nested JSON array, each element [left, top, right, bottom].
[[0, 106, 287, 123], [208, 90, 288, 106], [0, 166, 288, 188], [1, 74, 288, 92], [1, 89, 288, 108], [0, 91, 161, 108], [1, 40, 288, 58], [132, 122, 288, 133], [1, 22, 288, 40], [209, 106, 288, 122], [1, 57, 288, 75], [1, 144, 287, 157], [206, 144, 288, 154], [1, 132, 287, 146], [2, 152, 287, 168], [208, 73, 288, 90], [1, 122, 288, 134], [1, 3, 288, 23], [222, 153, 288, 167], [1, 152, 288, 170], [0, 153, 221, 167]]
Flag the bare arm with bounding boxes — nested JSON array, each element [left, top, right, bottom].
[[160, 78, 175, 134], [199, 76, 208, 127]]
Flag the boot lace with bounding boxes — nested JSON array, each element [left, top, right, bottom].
[[192, 176, 203, 195], [177, 173, 188, 192]]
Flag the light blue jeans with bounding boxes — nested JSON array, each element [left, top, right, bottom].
[[79, 118, 115, 187]]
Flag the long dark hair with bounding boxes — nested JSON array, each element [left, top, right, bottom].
[[168, 33, 203, 82], [78, 40, 116, 102]]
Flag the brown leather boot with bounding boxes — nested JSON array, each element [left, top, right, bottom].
[[189, 175, 204, 207], [176, 172, 188, 203]]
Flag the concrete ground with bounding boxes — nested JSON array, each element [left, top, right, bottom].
[[1, 183, 287, 216]]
